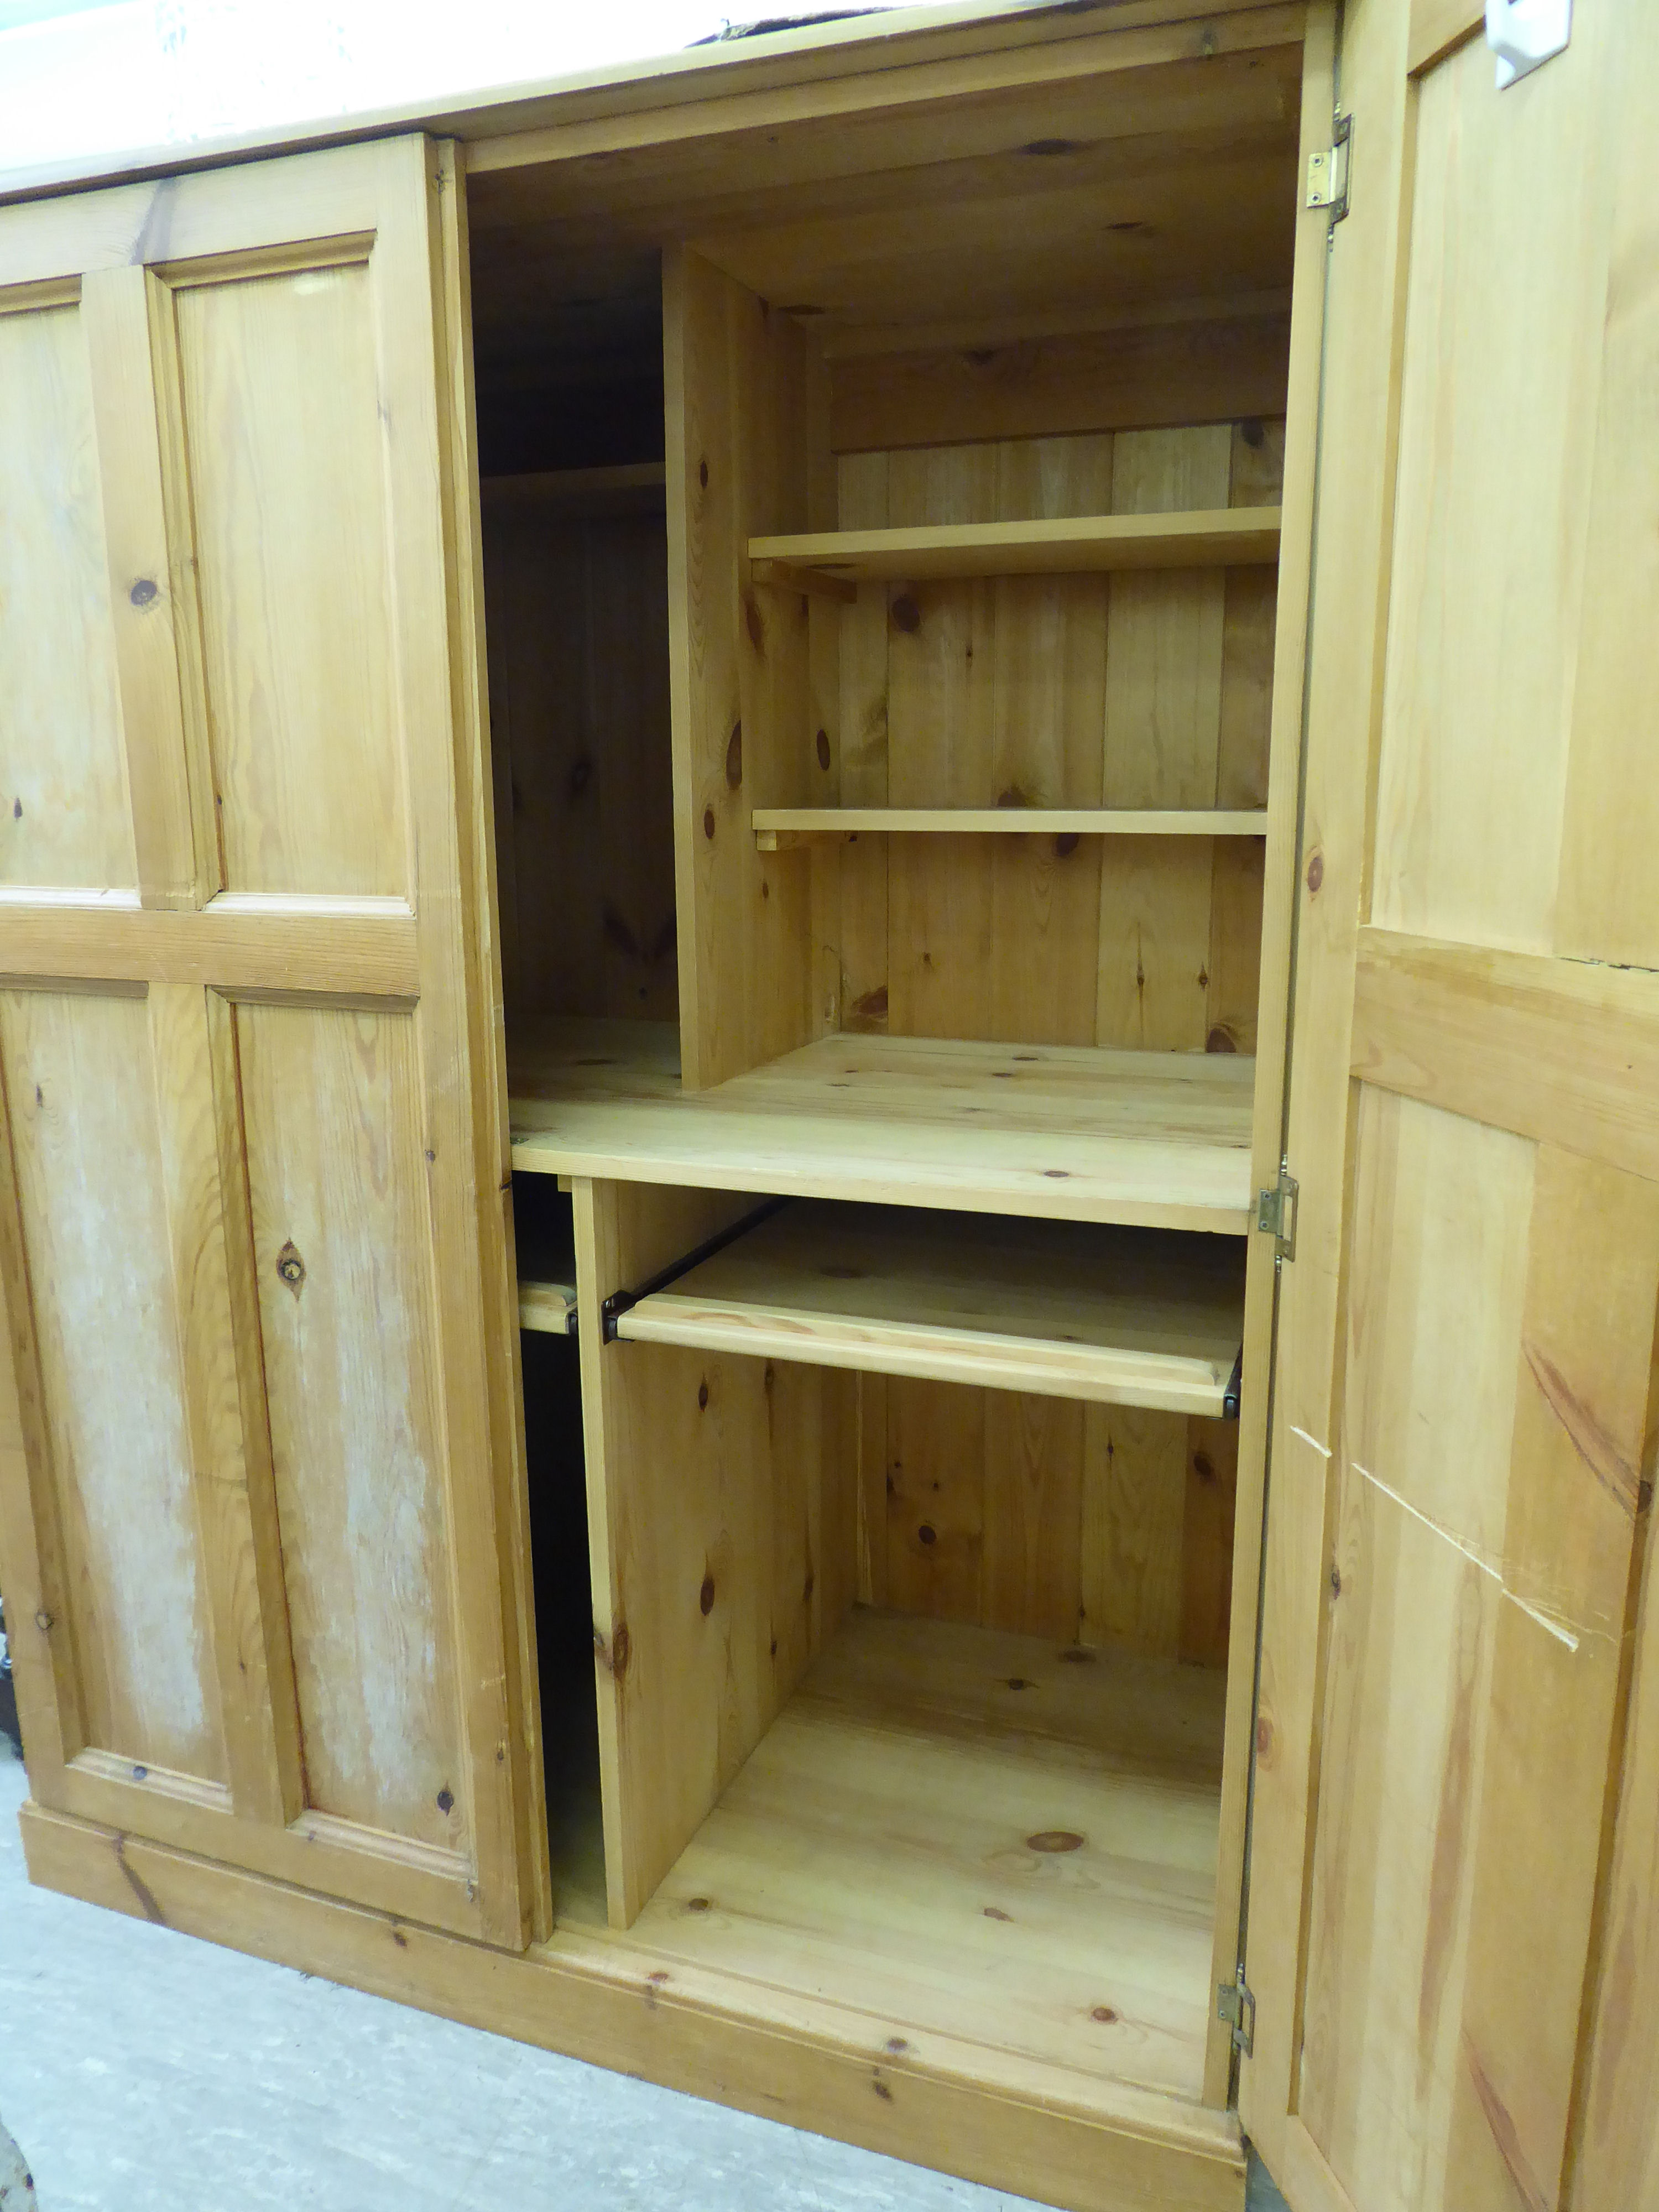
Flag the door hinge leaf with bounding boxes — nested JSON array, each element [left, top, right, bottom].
[[1218, 1966, 1256, 2056], [1306, 112, 1352, 221], [1256, 1166, 1299, 1262]]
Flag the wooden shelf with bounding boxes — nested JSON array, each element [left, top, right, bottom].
[[507, 1018, 1255, 1234], [616, 1200, 1243, 1415], [519, 1278, 577, 1334], [749, 505, 1280, 586], [481, 461, 666, 518], [628, 1607, 1225, 2102], [755, 807, 1268, 849]]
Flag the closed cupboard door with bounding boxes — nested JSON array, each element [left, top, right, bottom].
[[0, 137, 544, 1946], [1245, 4, 1659, 2209]]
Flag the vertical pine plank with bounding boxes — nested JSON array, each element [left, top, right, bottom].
[[1096, 425, 1232, 1051], [1080, 1405, 1188, 1659], [149, 979, 298, 1825], [886, 1375, 985, 1622], [982, 1391, 1084, 1641], [81, 266, 207, 910]]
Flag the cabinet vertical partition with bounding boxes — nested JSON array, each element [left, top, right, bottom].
[[6, 8, 1659, 2212]]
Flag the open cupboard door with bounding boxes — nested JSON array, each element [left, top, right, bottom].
[[0, 138, 545, 1945], [1244, 4, 1659, 2210]]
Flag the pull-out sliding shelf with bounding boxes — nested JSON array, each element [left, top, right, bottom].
[[607, 1199, 1245, 1417], [749, 505, 1281, 590], [755, 807, 1268, 849]]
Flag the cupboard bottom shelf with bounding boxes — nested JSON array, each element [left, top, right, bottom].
[[617, 1606, 1225, 2104]]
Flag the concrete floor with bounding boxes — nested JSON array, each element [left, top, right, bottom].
[[0, 1739, 1287, 2211]]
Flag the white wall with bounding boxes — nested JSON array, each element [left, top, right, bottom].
[[0, 0, 925, 187]]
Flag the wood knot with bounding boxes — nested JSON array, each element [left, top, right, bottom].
[[816, 729, 831, 770], [697, 1379, 709, 1410], [917, 1524, 937, 1546], [594, 1621, 630, 1679], [1026, 1830, 1084, 1854], [1306, 850, 1324, 894], [983, 1906, 1012, 1921], [1054, 833, 1079, 858], [686, 1895, 711, 1913], [436, 1786, 454, 1814], [1091, 2005, 1119, 2024], [744, 598, 764, 651], [700, 1571, 716, 1615], [129, 577, 159, 608], [726, 723, 744, 787], [698, 458, 708, 489], [1206, 1026, 1238, 1053], [703, 806, 716, 840], [1256, 1715, 1275, 1760], [1058, 1646, 1094, 1664], [275, 1240, 305, 1294], [890, 594, 921, 634]]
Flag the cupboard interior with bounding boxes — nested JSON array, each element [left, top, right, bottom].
[[474, 25, 1302, 2115], [517, 1176, 1243, 2100]]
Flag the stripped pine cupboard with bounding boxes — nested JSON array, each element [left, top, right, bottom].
[[0, 4, 1654, 2211]]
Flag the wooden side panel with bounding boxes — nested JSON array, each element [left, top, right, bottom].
[[172, 261, 406, 899], [0, 988, 225, 1782], [236, 1001, 462, 1852], [483, 502, 677, 1024], [0, 300, 133, 891]]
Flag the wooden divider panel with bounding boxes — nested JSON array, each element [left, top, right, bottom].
[[0, 137, 539, 1947], [664, 248, 831, 1089], [573, 1177, 857, 1926]]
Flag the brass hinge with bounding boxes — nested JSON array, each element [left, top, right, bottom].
[[1306, 112, 1352, 222], [1218, 1966, 1256, 2056], [1257, 1166, 1299, 1262]]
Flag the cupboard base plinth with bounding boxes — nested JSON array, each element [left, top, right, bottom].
[[19, 1799, 1245, 2212]]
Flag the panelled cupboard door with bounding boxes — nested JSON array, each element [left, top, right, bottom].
[[1244, 6, 1659, 2211], [0, 136, 545, 1948]]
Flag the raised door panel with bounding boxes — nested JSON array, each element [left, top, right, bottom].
[[0, 138, 539, 1948], [1245, 8, 1659, 2211], [172, 261, 406, 898], [0, 300, 134, 890], [0, 988, 227, 1788], [237, 1001, 464, 1857]]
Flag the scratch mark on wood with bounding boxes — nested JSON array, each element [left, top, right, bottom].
[[1524, 1342, 1639, 1512], [1463, 2031, 1552, 2212], [112, 1834, 166, 1924]]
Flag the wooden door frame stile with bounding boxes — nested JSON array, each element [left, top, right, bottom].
[[1239, 0, 1421, 2200]]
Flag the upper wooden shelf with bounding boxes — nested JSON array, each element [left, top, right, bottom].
[[749, 507, 1280, 587], [508, 1019, 1255, 1234], [616, 1199, 1244, 1415], [755, 808, 1268, 849]]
